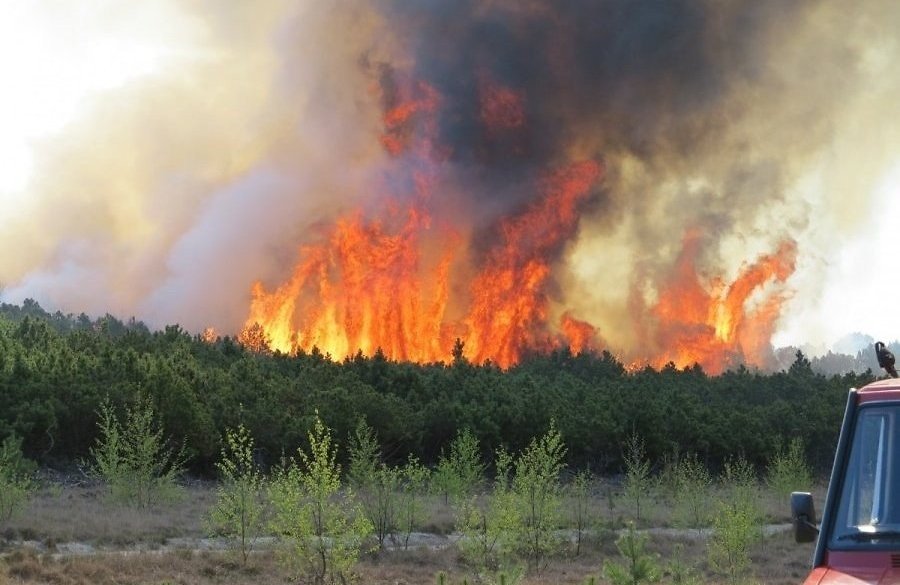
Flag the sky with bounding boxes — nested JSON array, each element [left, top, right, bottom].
[[0, 0, 899, 359], [775, 166, 900, 352]]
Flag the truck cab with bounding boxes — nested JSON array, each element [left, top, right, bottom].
[[793, 378, 900, 584]]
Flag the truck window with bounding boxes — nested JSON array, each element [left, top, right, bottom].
[[830, 405, 900, 546]]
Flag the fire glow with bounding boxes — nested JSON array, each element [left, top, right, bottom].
[[243, 71, 797, 374], [245, 159, 604, 369]]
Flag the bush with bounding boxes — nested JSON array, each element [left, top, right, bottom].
[[708, 498, 758, 585], [397, 455, 430, 549], [709, 455, 763, 585], [766, 437, 812, 499], [207, 424, 267, 566], [622, 433, 652, 523], [89, 396, 186, 507], [510, 422, 566, 571], [0, 435, 36, 524], [456, 447, 518, 573], [432, 428, 485, 505], [602, 522, 661, 585], [347, 418, 398, 549], [567, 469, 594, 556], [456, 425, 567, 575], [672, 453, 713, 531], [268, 413, 372, 584]]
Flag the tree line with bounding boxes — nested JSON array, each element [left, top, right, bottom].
[[0, 299, 877, 476]]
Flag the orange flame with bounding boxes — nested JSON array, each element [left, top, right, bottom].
[[244, 203, 797, 371], [246, 204, 457, 362], [245, 160, 602, 366], [242, 69, 798, 372], [464, 160, 603, 366], [201, 326, 217, 343], [646, 231, 797, 374], [560, 312, 599, 355]]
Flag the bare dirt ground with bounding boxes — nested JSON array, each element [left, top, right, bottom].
[[0, 479, 818, 584]]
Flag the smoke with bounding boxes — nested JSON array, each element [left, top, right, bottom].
[[0, 2, 392, 330], [1, 0, 899, 361]]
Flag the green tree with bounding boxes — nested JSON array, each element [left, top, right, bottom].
[[397, 454, 430, 549], [347, 417, 380, 490], [622, 432, 652, 523], [602, 523, 661, 585], [709, 455, 762, 585], [432, 428, 485, 505], [766, 437, 812, 499], [567, 469, 594, 556], [207, 424, 266, 566], [347, 418, 397, 549], [708, 499, 757, 585], [721, 455, 763, 532], [510, 422, 566, 571], [456, 447, 519, 573], [89, 396, 186, 507], [672, 453, 713, 531], [0, 434, 36, 524], [268, 413, 372, 584]]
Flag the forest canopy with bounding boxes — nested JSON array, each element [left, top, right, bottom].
[[0, 299, 880, 476]]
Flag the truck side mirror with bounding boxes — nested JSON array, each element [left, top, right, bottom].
[[791, 491, 819, 543]]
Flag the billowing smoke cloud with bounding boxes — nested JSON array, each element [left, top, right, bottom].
[[1, 2, 392, 328], [2, 0, 899, 367]]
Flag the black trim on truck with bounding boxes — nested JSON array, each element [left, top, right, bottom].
[[814, 389, 858, 566]]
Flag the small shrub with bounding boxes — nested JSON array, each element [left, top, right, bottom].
[[709, 455, 762, 585], [456, 447, 518, 573], [432, 429, 485, 505], [207, 424, 267, 566], [89, 396, 186, 507], [488, 565, 525, 585], [0, 434, 36, 524], [347, 417, 380, 491], [655, 448, 681, 503], [766, 437, 812, 499], [567, 469, 594, 555], [668, 544, 702, 585], [672, 453, 713, 531], [708, 498, 757, 585], [347, 418, 397, 549], [397, 454, 430, 549], [721, 455, 763, 530], [622, 433, 652, 523], [603, 522, 661, 585], [268, 413, 372, 584], [510, 422, 566, 571]]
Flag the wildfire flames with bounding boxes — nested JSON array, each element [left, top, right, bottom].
[[644, 232, 797, 373], [243, 67, 797, 374], [244, 208, 796, 374], [245, 158, 603, 368]]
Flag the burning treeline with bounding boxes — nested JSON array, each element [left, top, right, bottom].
[[244, 0, 804, 374]]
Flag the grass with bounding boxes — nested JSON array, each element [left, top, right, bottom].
[[0, 531, 815, 585], [1, 482, 215, 546], [0, 476, 824, 584]]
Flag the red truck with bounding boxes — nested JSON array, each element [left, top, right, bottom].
[[792, 342, 900, 584]]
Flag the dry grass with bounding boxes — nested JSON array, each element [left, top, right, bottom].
[[0, 531, 815, 585], [0, 548, 291, 585], [1, 482, 216, 545], [0, 478, 824, 584]]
